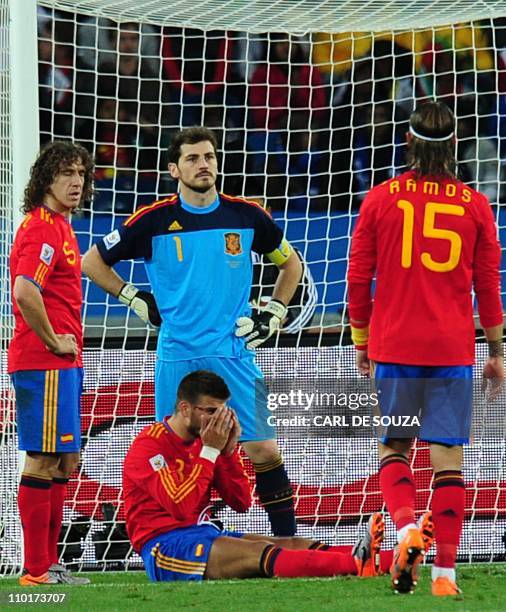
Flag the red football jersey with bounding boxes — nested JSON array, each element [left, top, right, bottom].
[[123, 420, 252, 552], [8, 206, 83, 372], [348, 170, 503, 365]]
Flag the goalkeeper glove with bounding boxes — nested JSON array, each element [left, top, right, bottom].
[[235, 299, 287, 349], [118, 283, 161, 328]]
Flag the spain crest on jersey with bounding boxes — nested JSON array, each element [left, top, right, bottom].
[[224, 232, 242, 255]]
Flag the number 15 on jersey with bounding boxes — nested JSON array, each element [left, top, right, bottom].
[[397, 200, 465, 272]]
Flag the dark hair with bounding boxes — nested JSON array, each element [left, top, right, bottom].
[[176, 370, 230, 406], [167, 127, 218, 164], [23, 141, 94, 214], [406, 101, 456, 179]]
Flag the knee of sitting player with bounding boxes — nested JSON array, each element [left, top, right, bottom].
[[24, 452, 60, 478], [242, 439, 280, 464], [241, 534, 311, 549], [429, 442, 463, 472], [55, 452, 81, 478], [378, 438, 412, 459], [271, 536, 313, 550], [205, 537, 267, 580]]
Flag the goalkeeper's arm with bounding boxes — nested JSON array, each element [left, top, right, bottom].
[[236, 242, 302, 349], [82, 245, 161, 327]]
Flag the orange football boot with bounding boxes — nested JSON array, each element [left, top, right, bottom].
[[19, 571, 58, 586], [390, 528, 425, 593], [353, 512, 385, 577], [432, 576, 462, 596], [417, 511, 434, 554]]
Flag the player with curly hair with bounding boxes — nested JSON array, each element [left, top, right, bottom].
[[9, 141, 94, 586]]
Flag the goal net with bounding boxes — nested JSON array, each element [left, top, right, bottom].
[[1, 0, 506, 572]]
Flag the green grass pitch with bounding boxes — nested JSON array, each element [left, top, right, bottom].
[[1, 565, 505, 611]]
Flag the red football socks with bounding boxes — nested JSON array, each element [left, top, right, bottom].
[[379, 454, 416, 530], [432, 471, 465, 568], [313, 544, 350, 553], [261, 545, 357, 577], [18, 476, 52, 576], [48, 478, 69, 565]]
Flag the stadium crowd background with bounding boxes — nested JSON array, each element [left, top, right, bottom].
[[35, 8, 506, 323], [37, 8, 506, 212]]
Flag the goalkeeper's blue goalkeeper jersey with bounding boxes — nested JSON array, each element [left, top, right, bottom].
[[96, 193, 284, 361]]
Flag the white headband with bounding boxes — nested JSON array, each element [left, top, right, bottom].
[[409, 125, 454, 142]]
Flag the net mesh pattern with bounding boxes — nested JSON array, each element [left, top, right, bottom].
[[1, 1, 506, 573], [1, 345, 505, 570]]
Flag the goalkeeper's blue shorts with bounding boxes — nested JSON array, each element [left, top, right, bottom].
[[11, 368, 83, 453], [140, 524, 244, 582], [373, 363, 473, 446], [155, 355, 275, 441]]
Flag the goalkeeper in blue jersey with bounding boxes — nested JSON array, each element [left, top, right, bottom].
[[82, 126, 302, 536]]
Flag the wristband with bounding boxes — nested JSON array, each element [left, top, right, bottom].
[[199, 446, 221, 463], [351, 324, 369, 348], [265, 299, 287, 320], [488, 339, 504, 358], [118, 283, 138, 305]]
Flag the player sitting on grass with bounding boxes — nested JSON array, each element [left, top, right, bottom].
[[123, 370, 432, 582]]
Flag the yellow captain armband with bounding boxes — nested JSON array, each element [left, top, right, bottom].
[[351, 324, 369, 350], [265, 238, 293, 266]]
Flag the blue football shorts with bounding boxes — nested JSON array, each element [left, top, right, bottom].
[[140, 524, 244, 582], [155, 355, 274, 441], [373, 362, 473, 446], [11, 368, 83, 453]]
